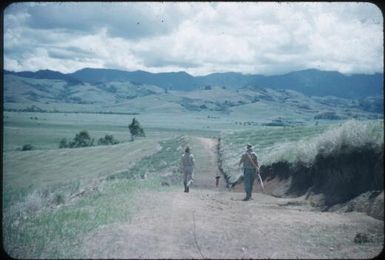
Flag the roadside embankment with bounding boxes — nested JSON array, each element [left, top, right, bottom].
[[260, 144, 384, 220], [217, 120, 384, 220]]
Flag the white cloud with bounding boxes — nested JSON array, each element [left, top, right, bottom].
[[3, 2, 383, 75]]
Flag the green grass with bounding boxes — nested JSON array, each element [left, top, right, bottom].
[[4, 109, 382, 258], [260, 119, 384, 165], [2, 110, 212, 214], [3, 111, 224, 151], [3, 177, 171, 258], [220, 124, 331, 164], [3, 133, 186, 258], [107, 136, 186, 180], [219, 119, 384, 182], [3, 139, 161, 192], [3, 112, 134, 151]]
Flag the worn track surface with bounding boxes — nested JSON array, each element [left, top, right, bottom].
[[81, 137, 384, 259]]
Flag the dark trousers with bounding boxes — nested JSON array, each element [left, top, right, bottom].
[[243, 168, 255, 199]]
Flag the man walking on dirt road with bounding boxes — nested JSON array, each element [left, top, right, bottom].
[[238, 144, 259, 201], [181, 146, 195, 193]]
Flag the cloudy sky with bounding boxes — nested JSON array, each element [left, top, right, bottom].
[[3, 2, 383, 76]]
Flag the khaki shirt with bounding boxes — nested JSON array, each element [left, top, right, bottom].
[[181, 153, 195, 168], [240, 151, 258, 169]]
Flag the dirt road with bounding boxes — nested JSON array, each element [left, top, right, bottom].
[[81, 137, 383, 259]]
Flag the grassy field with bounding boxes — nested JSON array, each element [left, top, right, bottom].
[[3, 111, 224, 151], [3, 110, 227, 258], [3, 109, 383, 258], [3, 129, 186, 258]]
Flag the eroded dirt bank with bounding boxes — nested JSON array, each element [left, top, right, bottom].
[[259, 145, 384, 220]]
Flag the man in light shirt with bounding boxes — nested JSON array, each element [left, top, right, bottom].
[[181, 146, 195, 193]]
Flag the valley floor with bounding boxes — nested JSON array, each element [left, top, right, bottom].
[[79, 137, 383, 259]]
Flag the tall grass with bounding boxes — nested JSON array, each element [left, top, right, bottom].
[[219, 124, 330, 182], [220, 120, 383, 182], [3, 178, 148, 258], [262, 120, 383, 166]]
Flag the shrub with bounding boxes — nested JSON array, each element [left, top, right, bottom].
[[21, 144, 34, 151], [60, 132, 120, 148], [98, 134, 119, 145], [59, 130, 94, 149], [59, 138, 68, 148], [70, 130, 94, 148], [314, 111, 342, 120], [53, 193, 65, 205]]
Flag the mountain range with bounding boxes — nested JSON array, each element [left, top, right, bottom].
[[4, 68, 383, 99], [3, 67, 383, 120]]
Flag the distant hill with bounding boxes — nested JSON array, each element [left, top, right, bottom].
[[245, 69, 383, 99], [3, 73, 164, 105], [4, 69, 83, 86], [195, 72, 255, 89], [3, 72, 382, 120], [69, 68, 383, 98], [4, 68, 383, 99], [68, 68, 201, 91]]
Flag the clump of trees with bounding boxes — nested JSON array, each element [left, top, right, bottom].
[[314, 111, 342, 120], [58, 119, 146, 148], [59, 130, 94, 148], [98, 134, 119, 145], [59, 130, 119, 148], [128, 118, 145, 141]]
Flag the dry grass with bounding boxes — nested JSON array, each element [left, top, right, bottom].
[[262, 119, 383, 166], [219, 120, 383, 182]]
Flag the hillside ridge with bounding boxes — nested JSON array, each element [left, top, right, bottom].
[[4, 67, 383, 98]]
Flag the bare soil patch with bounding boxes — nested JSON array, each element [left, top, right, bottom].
[[80, 137, 384, 259], [81, 190, 383, 259]]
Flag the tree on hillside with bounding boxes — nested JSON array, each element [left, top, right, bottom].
[[128, 118, 145, 141]]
